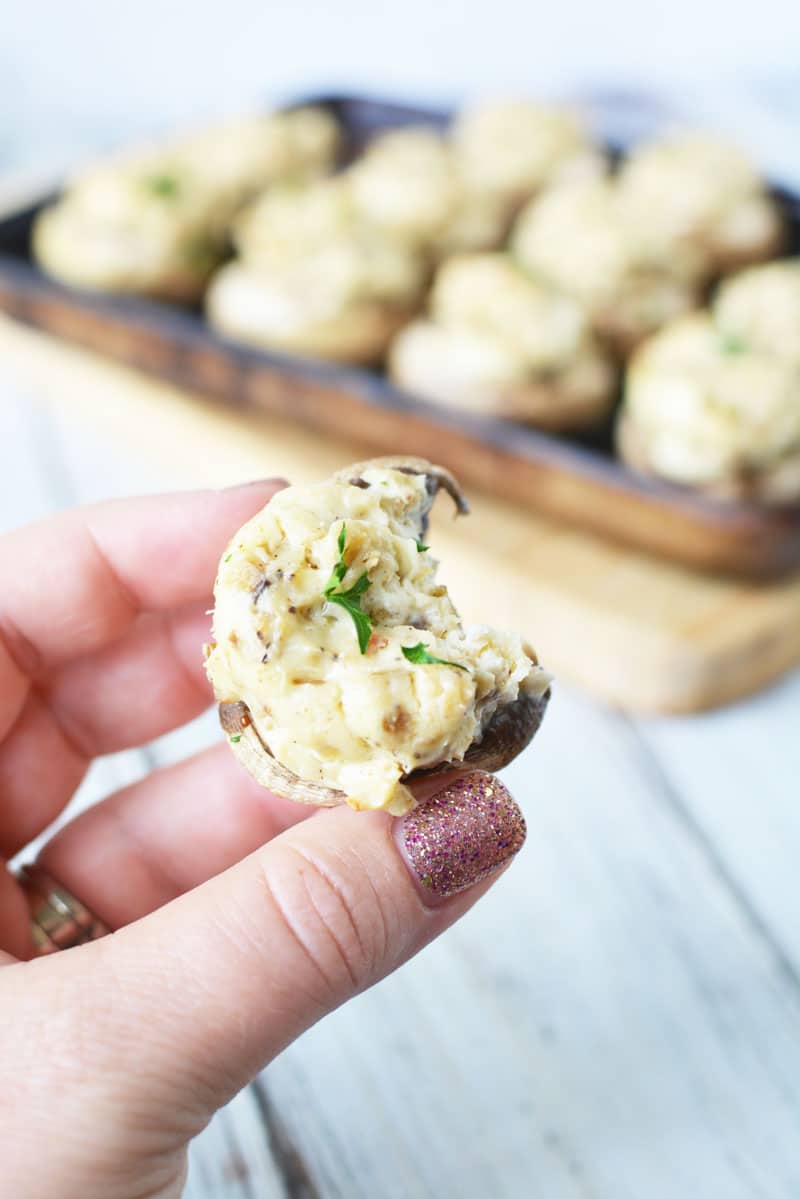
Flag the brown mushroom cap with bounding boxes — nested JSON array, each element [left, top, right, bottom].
[[216, 456, 549, 811], [333, 456, 470, 516]]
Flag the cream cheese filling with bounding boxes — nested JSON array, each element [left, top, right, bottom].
[[206, 466, 548, 814]]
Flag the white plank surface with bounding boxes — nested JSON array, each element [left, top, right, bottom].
[[1, 377, 798, 1197], [635, 677, 800, 975], [185, 1089, 291, 1199], [260, 693, 800, 1199]]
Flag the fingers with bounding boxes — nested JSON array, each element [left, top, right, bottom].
[[0, 689, 88, 860], [0, 604, 214, 859], [35, 744, 310, 933], [0, 480, 283, 746], [41, 603, 213, 755], [0, 481, 284, 858], [0, 859, 35, 960], [6, 751, 456, 949], [56, 772, 525, 1121]]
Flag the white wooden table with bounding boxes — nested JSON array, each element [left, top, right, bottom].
[[3, 363, 799, 1198]]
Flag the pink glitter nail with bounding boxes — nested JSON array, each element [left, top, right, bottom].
[[399, 772, 526, 899]]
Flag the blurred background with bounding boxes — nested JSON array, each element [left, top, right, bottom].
[[3, 6, 800, 1198], [5, 0, 800, 177]]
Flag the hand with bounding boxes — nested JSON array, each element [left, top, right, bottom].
[[0, 481, 526, 1199]]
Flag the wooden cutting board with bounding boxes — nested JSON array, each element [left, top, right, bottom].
[[3, 312, 799, 714]]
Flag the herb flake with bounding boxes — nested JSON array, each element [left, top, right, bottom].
[[229, 734, 242, 743], [323, 524, 373, 653], [402, 642, 468, 671], [146, 172, 181, 199], [415, 540, 429, 553], [719, 333, 747, 355]]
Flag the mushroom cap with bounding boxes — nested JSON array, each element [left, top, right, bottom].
[[212, 457, 549, 812]]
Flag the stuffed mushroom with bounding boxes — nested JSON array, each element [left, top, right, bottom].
[[713, 259, 800, 365], [32, 149, 229, 301], [347, 128, 458, 248], [617, 133, 784, 284], [206, 182, 427, 364], [205, 458, 550, 815], [512, 178, 698, 354], [33, 106, 341, 300], [170, 106, 341, 211], [617, 313, 800, 503], [231, 177, 353, 263], [389, 254, 616, 429], [345, 126, 511, 257], [451, 99, 606, 213]]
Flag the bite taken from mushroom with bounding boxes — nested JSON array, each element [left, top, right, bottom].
[[206, 458, 550, 815]]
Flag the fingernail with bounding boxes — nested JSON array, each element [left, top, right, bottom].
[[398, 772, 526, 901]]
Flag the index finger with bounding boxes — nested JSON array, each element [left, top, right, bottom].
[[0, 480, 283, 740], [0, 480, 284, 675]]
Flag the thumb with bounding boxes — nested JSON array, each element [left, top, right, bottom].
[[83, 771, 524, 1121]]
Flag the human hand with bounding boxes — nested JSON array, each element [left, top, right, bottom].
[[0, 481, 526, 1199]]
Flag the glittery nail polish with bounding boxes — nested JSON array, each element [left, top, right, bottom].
[[398, 772, 526, 900]]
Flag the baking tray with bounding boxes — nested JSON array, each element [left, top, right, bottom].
[[1, 93, 799, 579]]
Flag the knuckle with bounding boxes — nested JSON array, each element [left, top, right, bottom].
[[261, 844, 388, 1001]]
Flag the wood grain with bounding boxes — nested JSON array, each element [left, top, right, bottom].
[[2, 312, 800, 714]]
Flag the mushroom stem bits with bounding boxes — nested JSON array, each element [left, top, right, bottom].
[[206, 458, 550, 815]]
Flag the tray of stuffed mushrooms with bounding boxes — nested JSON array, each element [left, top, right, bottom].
[[0, 94, 799, 578]]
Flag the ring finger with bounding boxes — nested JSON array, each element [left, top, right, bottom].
[[8, 747, 461, 958]]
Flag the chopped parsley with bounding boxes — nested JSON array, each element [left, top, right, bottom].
[[229, 734, 242, 743], [146, 172, 181, 199], [224, 553, 232, 562], [719, 333, 747, 355], [402, 642, 468, 671], [415, 540, 429, 553], [323, 524, 373, 654]]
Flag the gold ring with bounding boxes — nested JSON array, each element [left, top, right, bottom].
[[16, 865, 110, 954]]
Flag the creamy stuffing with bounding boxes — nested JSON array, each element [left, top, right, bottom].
[[208, 175, 426, 362], [617, 134, 782, 282], [714, 260, 800, 364], [346, 126, 510, 256], [389, 253, 615, 425], [389, 322, 532, 413], [33, 107, 340, 299], [512, 178, 697, 346], [206, 465, 548, 814], [431, 254, 587, 369], [452, 99, 605, 206], [621, 312, 800, 495], [348, 128, 460, 246]]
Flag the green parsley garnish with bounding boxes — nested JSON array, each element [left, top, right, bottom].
[[146, 172, 181, 199], [229, 734, 242, 743], [323, 524, 373, 654], [415, 540, 429, 553], [224, 553, 232, 562], [719, 333, 747, 355], [402, 642, 468, 671]]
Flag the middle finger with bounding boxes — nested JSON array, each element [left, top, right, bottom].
[[0, 602, 213, 858], [23, 750, 461, 950], [33, 743, 312, 937]]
